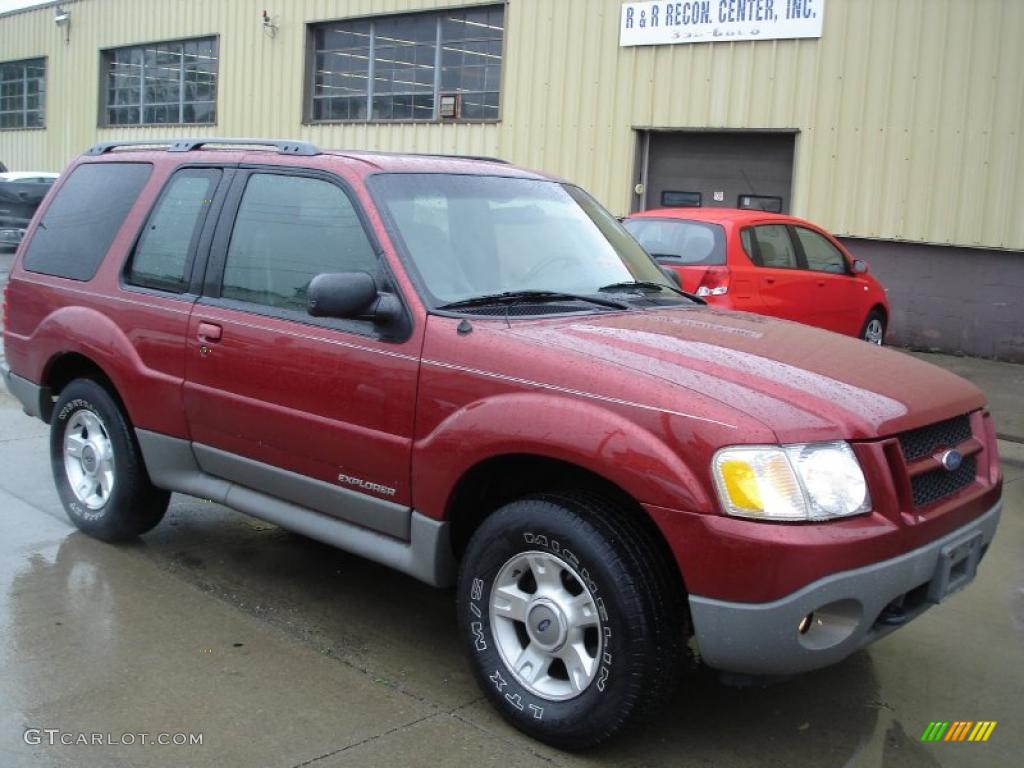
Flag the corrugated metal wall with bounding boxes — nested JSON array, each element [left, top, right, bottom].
[[2, 0, 1022, 249]]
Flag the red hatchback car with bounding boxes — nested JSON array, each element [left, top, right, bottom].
[[624, 208, 890, 344]]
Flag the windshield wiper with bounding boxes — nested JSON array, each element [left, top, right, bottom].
[[438, 289, 628, 311], [598, 280, 694, 299]]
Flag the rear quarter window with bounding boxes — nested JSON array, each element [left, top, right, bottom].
[[127, 168, 220, 293], [22, 162, 152, 281]]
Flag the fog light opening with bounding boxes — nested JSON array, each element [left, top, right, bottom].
[[796, 599, 863, 650], [798, 613, 814, 635]]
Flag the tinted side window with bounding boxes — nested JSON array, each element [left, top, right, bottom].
[[794, 226, 847, 274], [23, 163, 152, 281], [221, 174, 376, 311], [127, 169, 220, 292], [752, 225, 799, 270]]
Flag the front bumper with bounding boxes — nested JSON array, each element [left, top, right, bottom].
[[688, 499, 1001, 675]]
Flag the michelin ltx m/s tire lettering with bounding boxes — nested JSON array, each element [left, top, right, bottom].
[[457, 493, 684, 749]]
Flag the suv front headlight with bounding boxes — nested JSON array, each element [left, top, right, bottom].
[[712, 441, 871, 521]]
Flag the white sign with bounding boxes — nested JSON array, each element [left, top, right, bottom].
[[620, 0, 825, 47]]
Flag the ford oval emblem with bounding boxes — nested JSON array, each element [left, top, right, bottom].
[[940, 449, 963, 472], [537, 618, 552, 632]]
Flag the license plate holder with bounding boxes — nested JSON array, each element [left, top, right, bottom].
[[927, 531, 983, 603]]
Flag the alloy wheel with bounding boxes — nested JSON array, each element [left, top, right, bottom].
[[63, 410, 115, 510], [489, 550, 604, 701]]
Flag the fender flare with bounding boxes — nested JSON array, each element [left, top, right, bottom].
[[413, 391, 712, 519], [32, 305, 182, 429]]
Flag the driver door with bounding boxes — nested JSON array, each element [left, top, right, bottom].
[[183, 168, 423, 537]]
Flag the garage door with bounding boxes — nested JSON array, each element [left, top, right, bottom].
[[634, 131, 796, 213]]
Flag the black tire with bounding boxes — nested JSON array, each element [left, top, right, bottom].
[[457, 492, 688, 749], [860, 309, 886, 345], [50, 379, 169, 541]]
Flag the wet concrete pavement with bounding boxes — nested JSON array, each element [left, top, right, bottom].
[[0, 387, 1022, 767]]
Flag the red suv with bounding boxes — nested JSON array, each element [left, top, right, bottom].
[[1, 139, 1002, 748], [624, 208, 891, 343]]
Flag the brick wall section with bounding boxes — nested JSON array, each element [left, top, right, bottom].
[[840, 238, 1024, 363]]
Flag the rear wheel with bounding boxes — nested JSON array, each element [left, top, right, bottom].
[[50, 379, 169, 540], [860, 309, 886, 345], [457, 492, 687, 749]]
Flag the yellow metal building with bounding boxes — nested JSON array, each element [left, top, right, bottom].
[[1, 0, 1022, 357]]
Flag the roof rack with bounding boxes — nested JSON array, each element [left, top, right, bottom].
[[423, 152, 508, 164], [84, 138, 321, 157], [337, 149, 508, 165]]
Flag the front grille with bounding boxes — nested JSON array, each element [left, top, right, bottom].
[[910, 455, 977, 507], [897, 414, 972, 461]]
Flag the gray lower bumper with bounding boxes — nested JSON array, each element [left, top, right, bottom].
[[689, 500, 1002, 675], [1, 362, 50, 421]]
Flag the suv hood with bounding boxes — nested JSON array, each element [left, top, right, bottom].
[[505, 307, 985, 442]]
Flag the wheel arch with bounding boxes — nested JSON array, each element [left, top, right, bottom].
[[445, 452, 689, 595], [20, 305, 186, 436], [39, 351, 125, 423], [863, 304, 889, 343]]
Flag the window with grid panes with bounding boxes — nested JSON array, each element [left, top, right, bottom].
[[0, 58, 45, 129], [310, 6, 503, 122], [104, 37, 217, 126]]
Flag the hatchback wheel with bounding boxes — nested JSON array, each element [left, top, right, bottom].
[[860, 310, 886, 345], [457, 492, 687, 749], [51, 379, 169, 540]]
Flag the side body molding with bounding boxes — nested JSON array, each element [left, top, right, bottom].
[[135, 429, 455, 587], [192, 443, 412, 540]]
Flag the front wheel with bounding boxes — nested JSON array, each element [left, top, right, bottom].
[[50, 379, 169, 541], [860, 309, 886, 345], [457, 493, 687, 749]]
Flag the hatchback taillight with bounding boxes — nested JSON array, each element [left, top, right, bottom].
[[696, 266, 731, 297]]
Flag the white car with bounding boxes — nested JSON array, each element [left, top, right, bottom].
[[0, 172, 59, 184]]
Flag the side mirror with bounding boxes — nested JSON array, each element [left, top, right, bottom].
[[852, 259, 869, 274], [661, 265, 682, 288], [307, 271, 408, 339], [307, 272, 380, 319]]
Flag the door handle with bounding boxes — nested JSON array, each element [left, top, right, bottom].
[[817, 280, 826, 287], [764, 277, 776, 285], [197, 322, 222, 343]]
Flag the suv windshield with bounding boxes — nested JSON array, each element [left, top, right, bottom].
[[371, 173, 683, 308], [622, 218, 726, 266]]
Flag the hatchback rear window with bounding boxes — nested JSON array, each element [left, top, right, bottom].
[[623, 218, 726, 266], [23, 162, 151, 281]]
